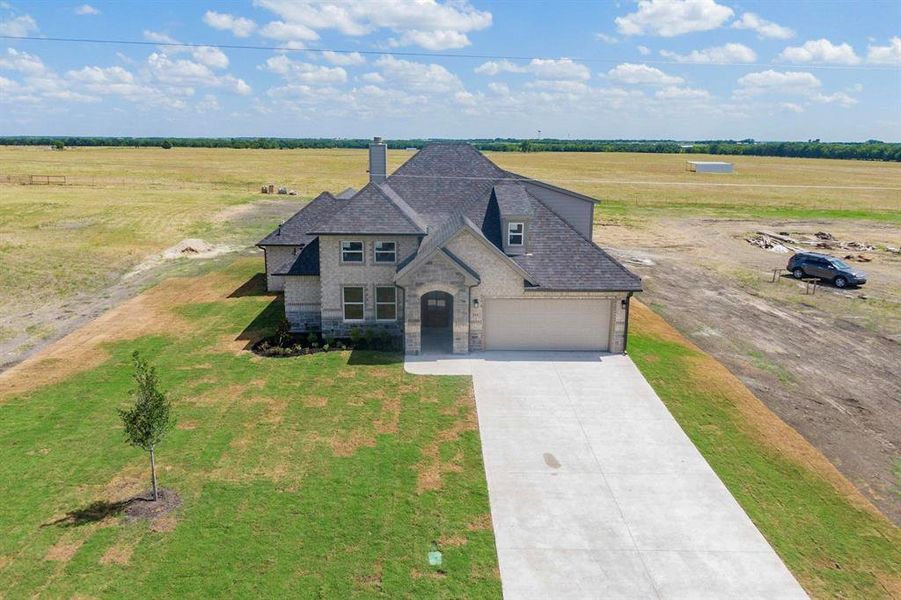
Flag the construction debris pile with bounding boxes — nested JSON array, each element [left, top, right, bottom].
[[746, 230, 891, 262], [260, 183, 297, 195]]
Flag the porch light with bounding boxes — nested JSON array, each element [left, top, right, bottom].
[[473, 298, 479, 307]]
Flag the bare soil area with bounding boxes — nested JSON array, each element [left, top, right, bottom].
[[601, 216, 901, 523]]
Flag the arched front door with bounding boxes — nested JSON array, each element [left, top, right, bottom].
[[420, 291, 453, 353]]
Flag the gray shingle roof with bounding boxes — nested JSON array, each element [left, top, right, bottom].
[[257, 192, 344, 246], [282, 238, 320, 276], [267, 143, 641, 292], [493, 183, 534, 217], [309, 182, 427, 235]]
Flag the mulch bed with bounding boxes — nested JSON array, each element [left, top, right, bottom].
[[124, 489, 181, 521]]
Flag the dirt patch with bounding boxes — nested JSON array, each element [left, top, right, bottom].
[[329, 430, 377, 458], [124, 239, 236, 280], [438, 533, 467, 547], [355, 561, 383, 591], [125, 489, 181, 524], [304, 396, 328, 408], [0, 266, 262, 401], [177, 420, 198, 430], [100, 542, 134, 566], [149, 513, 178, 533], [45, 537, 84, 562], [416, 389, 479, 494], [632, 301, 885, 519], [374, 397, 400, 434], [466, 513, 493, 532], [411, 568, 447, 580]]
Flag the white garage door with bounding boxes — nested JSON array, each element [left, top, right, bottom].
[[483, 298, 611, 351]]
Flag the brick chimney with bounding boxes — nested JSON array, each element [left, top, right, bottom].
[[368, 136, 387, 183]]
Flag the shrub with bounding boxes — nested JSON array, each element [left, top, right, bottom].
[[161, 140, 172, 149], [350, 327, 363, 346], [275, 318, 291, 346], [307, 332, 318, 347]]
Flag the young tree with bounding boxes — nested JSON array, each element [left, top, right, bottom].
[[119, 351, 174, 501]]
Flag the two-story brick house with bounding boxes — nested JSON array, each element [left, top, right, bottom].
[[258, 138, 641, 354]]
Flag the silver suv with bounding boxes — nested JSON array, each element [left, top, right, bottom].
[[787, 252, 867, 288]]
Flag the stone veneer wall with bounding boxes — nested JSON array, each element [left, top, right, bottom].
[[284, 275, 322, 332], [443, 230, 526, 352], [263, 245, 301, 292], [318, 234, 419, 338], [398, 251, 472, 354]]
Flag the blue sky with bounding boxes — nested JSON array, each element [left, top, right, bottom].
[[1, 0, 899, 140]]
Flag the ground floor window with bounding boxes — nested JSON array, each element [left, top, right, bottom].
[[342, 286, 364, 321], [375, 286, 397, 320]]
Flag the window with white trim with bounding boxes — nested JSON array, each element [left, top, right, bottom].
[[342, 286, 364, 321], [375, 286, 397, 320], [341, 240, 363, 263], [507, 222, 524, 246], [374, 241, 396, 264]]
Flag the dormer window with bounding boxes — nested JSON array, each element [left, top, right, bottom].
[[507, 222, 524, 246]]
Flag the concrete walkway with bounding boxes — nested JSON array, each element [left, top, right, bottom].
[[405, 352, 807, 600]]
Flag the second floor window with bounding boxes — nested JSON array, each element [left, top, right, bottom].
[[341, 240, 363, 263], [507, 222, 524, 246], [374, 241, 396, 263]]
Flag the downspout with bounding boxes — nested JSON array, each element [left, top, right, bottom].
[[622, 292, 633, 354], [467, 283, 477, 353], [395, 283, 407, 353]]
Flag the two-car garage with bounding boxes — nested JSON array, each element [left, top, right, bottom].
[[482, 297, 613, 351]]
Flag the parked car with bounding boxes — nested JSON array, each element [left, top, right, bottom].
[[787, 252, 867, 288]]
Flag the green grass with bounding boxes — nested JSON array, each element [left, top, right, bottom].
[[0, 259, 500, 598], [629, 307, 901, 599]]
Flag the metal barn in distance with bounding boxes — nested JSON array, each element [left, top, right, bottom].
[[686, 160, 734, 173]]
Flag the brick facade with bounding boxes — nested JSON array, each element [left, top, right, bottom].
[[284, 275, 322, 331], [262, 245, 300, 292], [317, 234, 419, 338]]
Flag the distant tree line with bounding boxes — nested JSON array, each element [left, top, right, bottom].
[[2, 136, 898, 161]]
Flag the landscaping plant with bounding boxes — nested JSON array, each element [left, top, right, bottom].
[[119, 351, 175, 501]]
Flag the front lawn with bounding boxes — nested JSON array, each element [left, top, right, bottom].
[[0, 258, 500, 598], [628, 301, 901, 599]]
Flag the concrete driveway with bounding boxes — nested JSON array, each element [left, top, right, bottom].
[[405, 352, 807, 600]]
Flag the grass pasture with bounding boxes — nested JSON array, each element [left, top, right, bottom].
[[0, 258, 500, 598], [1, 145, 898, 320]]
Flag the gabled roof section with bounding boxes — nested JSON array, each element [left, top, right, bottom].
[[257, 192, 343, 246], [309, 182, 427, 235], [493, 182, 534, 217], [395, 211, 536, 285], [511, 199, 641, 291], [280, 238, 320, 276]]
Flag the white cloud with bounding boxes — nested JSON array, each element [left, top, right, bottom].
[[637, 45, 651, 56], [474, 59, 526, 76], [527, 58, 590, 81], [389, 29, 471, 50], [487, 81, 509, 95], [254, 0, 492, 50], [811, 91, 858, 107], [615, 0, 733, 37], [259, 20, 319, 45], [373, 55, 463, 94], [779, 39, 860, 65], [262, 55, 348, 83], [607, 63, 683, 85], [655, 85, 710, 100], [866, 36, 901, 65], [0, 47, 46, 74], [595, 33, 618, 44], [74, 4, 100, 16], [660, 43, 756, 64], [526, 79, 590, 94], [321, 51, 365, 66], [196, 94, 221, 112], [191, 46, 230, 69], [143, 30, 179, 45], [781, 102, 804, 113], [475, 58, 589, 81], [731, 12, 794, 40], [360, 71, 384, 83], [147, 52, 251, 95], [203, 11, 257, 37], [736, 69, 820, 95], [0, 14, 38, 36]]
